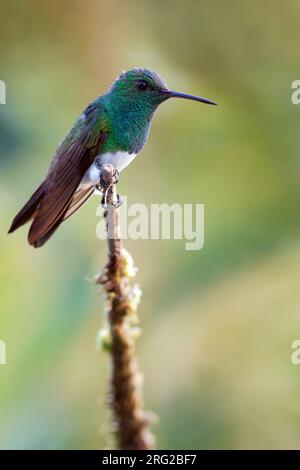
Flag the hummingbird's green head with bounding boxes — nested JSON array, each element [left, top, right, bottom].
[[105, 68, 217, 154], [109, 68, 217, 110], [109, 68, 170, 111]]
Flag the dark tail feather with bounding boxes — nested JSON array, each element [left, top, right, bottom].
[[8, 181, 47, 234], [28, 186, 95, 248], [30, 217, 63, 248]]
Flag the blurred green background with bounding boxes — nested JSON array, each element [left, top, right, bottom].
[[1, 0, 300, 449]]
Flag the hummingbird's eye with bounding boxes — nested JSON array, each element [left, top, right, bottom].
[[136, 80, 149, 91]]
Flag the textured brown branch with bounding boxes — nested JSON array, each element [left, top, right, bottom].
[[96, 163, 155, 450]]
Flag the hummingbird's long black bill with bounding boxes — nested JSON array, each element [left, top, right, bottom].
[[166, 90, 217, 106]]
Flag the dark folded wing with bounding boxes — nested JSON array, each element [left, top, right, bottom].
[[28, 101, 107, 246], [62, 186, 95, 221]]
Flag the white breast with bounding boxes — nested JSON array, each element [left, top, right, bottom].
[[80, 151, 137, 188], [100, 151, 137, 172]]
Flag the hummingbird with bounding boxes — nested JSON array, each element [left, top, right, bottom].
[[9, 68, 216, 247]]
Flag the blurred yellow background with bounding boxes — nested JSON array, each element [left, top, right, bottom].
[[1, 0, 300, 449]]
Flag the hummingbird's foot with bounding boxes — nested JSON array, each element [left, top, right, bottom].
[[113, 168, 120, 185], [114, 194, 123, 208], [100, 166, 121, 208], [101, 193, 123, 208], [99, 174, 106, 190], [99, 168, 119, 189]]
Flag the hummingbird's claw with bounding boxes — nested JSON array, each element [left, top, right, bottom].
[[99, 168, 119, 189], [99, 174, 106, 190], [113, 169, 120, 185], [100, 166, 121, 208], [114, 194, 123, 208], [101, 193, 123, 208]]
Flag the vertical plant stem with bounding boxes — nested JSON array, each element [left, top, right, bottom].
[[96, 164, 155, 450]]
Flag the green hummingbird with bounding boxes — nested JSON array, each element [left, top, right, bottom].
[[9, 68, 216, 247]]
